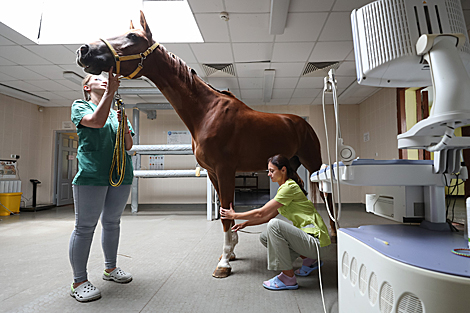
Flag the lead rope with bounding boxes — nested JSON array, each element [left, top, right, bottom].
[[109, 94, 127, 187]]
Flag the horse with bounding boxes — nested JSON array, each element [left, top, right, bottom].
[[76, 11, 335, 278]]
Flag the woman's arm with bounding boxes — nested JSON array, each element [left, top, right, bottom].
[[80, 68, 119, 128], [220, 199, 283, 231]]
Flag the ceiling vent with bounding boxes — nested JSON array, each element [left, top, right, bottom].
[[202, 63, 236, 77], [302, 61, 341, 77]]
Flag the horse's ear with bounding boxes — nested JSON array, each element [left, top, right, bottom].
[[140, 10, 153, 43], [130, 20, 135, 29]]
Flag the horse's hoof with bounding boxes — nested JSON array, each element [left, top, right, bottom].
[[218, 254, 236, 261], [212, 266, 231, 278]]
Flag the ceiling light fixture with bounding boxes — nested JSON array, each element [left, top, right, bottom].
[[63, 71, 84, 85], [263, 69, 276, 102], [0, 83, 49, 105], [269, 0, 290, 35]]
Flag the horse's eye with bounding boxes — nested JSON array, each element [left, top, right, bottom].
[[127, 33, 137, 40]]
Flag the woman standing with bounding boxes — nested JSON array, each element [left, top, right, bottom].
[[220, 154, 330, 290], [69, 68, 134, 302]]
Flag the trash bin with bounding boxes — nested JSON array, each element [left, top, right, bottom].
[[0, 192, 22, 216]]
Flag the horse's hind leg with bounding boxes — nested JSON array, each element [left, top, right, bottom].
[[319, 191, 337, 243], [212, 169, 237, 278]]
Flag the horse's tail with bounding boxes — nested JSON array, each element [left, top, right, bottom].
[[310, 180, 318, 205]]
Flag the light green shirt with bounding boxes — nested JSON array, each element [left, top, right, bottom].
[[71, 99, 134, 186], [274, 179, 331, 247]]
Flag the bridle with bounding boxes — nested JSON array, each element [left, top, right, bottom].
[[100, 38, 160, 80]]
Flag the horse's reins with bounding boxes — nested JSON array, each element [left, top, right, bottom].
[[100, 38, 159, 186]]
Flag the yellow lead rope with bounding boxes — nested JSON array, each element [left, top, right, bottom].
[[109, 97, 127, 187]]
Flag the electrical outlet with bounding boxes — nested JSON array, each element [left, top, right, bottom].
[[363, 132, 370, 142]]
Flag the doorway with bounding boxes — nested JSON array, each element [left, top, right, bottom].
[[54, 132, 78, 206]]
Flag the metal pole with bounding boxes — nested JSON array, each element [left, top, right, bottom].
[[131, 109, 140, 214]]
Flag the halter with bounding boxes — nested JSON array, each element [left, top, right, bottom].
[[100, 38, 160, 80]]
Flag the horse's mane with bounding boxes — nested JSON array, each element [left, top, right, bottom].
[[159, 45, 235, 99]]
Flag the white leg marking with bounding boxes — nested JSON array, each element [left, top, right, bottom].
[[217, 230, 232, 268]]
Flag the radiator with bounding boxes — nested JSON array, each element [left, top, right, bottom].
[[0, 180, 22, 193]]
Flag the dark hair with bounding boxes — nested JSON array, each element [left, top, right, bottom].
[[268, 154, 307, 196]]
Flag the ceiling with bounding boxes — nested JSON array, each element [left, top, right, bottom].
[[0, 0, 469, 108]]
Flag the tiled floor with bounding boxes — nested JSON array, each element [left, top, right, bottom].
[[0, 196, 467, 313]]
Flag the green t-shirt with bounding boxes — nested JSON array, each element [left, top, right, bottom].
[[274, 179, 331, 247], [71, 99, 134, 186]]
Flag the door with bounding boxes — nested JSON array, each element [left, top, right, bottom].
[[56, 133, 78, 206]]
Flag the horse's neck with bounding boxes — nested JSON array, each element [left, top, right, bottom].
[[144, 48, 218, 134]]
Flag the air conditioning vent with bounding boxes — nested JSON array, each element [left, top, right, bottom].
[[202, 63, 236, 77], [302, 61, 341, 77]]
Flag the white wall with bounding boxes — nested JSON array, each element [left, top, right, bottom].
[[1, 88, 399, 206]]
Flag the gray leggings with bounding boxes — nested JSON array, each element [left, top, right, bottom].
[[69, 184, 131, 283], [260, 218, 321, 271]]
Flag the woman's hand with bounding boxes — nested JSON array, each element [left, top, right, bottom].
[[107, 67, 120, 95], [220, 203, 236, 219], [232, 222, 247, 232], [117, 110, 130, 133]]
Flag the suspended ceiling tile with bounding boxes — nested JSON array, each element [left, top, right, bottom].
[[2, 80, 44, 92], [0, 23, 35, 45], [1, 46, 51, 65], [25, 65, 69, 80], [0, 35, 15, 46], [275, 13, 328, 42], [339, 96, 369, 104], [289, 0, 334, 12], [24, 45, 77, 65], [296, 76, 325, 89], [273, 77, 298, 89], [34, 91, 67, 100], [266, 98, 290, 105], [229, 13, 274, 43], [318, 12, 353, 41], [0, 66, 47, 80], [0, 56, 14, 66], [272, 88, 294, 99], [238, 77, 263, 89], [289, 97, 313, 105], [240, 88, 262, 99], [336, 61, 357, 77], [225, 0, 270, 13], [194, 13, 230, 42], [162, 43, 197, 64], [271, 42, 314, 62], [55, 90, 83, 100], [186, 63, 206, 78], [332, 0, 372, 12], [206, 77, 239, 90], [190, 43, 233, 63], [235, 63, 270, 78], [187, 0, 225, 13], [28, 79, 73, 91], [292, 88, 322, 98], [269, 62, 304, 77], [309, 41, 353, 62], [232, 43, 273, 63], [0, 72, 15, 82]]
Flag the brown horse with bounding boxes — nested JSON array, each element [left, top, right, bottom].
[[76, 11, 335, 278]]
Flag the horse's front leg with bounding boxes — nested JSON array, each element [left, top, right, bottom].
[[212, 172, 237, 278]]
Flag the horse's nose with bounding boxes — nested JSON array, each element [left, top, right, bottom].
[[79, 44, 90, 56]]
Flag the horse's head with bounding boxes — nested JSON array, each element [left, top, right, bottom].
[[76, 11, 155, 78]]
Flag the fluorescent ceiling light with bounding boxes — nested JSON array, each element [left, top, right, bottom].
[[0, 0, 203, 44], [0, 83, 49, 105], [269, 0, 290, 35], [263, 69, 275, 102], [63, 71, 84, 85]]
